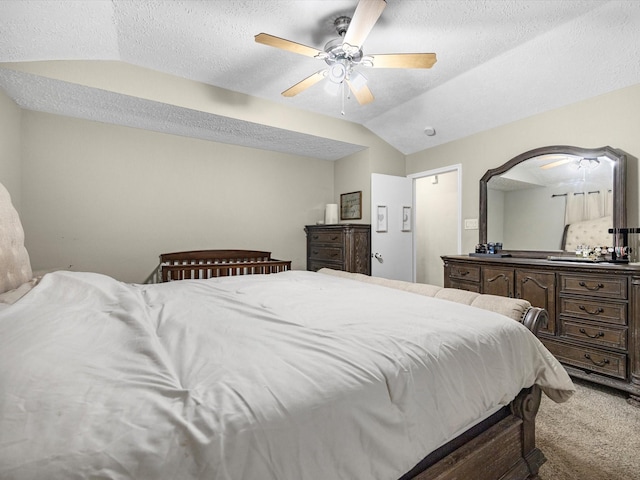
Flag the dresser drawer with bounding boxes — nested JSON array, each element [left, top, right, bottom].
[[559, 298, 627, 325], [307, 231, 344, 245], [448, 264, 480, 283], [558, 274, 627, 300], [559, 318, 627, 350], [308, 246, 343, 262], [545, 341, 627, 379], [305, 225, 371, 275]]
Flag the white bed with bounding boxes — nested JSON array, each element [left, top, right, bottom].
[[0, 269, 574, 480], [0, 182, 574, 480]]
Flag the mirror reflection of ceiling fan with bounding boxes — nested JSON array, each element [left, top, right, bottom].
[[540, 154, 600, 170], [254, 0, 437, 109]]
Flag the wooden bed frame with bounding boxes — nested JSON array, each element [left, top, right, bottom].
[[160, 250, 549, 480], [402, 385, 544, 480], [399, 307, 548, 480], [159, 249, 291, 282]]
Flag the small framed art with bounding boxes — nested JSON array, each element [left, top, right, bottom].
[[340, 191, 362, 220], [402, 206, 412, 232], [376, 205, 388, 232]]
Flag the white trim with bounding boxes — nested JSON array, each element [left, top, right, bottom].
[[408, 164, 462, 283]]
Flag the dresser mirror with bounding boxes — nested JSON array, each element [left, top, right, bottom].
[[479, 145, 627, 257]]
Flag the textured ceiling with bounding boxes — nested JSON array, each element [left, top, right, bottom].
[[1, 0, 640, 160]]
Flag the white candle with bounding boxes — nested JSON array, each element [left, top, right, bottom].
[[325, 204, 338, 224]]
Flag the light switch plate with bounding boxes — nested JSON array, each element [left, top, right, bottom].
[[464, 218, 479, 230]]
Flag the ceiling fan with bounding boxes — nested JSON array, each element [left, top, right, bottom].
[[254, 0, 437, 108]]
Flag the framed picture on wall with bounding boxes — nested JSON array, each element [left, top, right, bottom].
[[340, 191, 362, 220], [402, 206, 412, 231], [376, 205, 387, 232]]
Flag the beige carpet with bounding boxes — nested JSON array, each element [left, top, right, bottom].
[[536, 379, 640, 480]]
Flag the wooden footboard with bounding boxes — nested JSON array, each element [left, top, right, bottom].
[[400, 307, 548, 480], [401, 385, 544, 480], [160, 249, 291, 282]]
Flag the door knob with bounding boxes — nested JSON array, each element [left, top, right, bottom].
[[372, 252, 383, 263]]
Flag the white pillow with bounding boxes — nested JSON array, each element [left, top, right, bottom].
[[0, 182, 33, 294]]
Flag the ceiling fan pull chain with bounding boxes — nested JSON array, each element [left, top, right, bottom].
[[341, 81, 346, 116]]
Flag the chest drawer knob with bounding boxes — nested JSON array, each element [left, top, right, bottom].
[[578, 305, 604, 315], [578, 281, 605, 291], [579, 328, 605, 339], [584, 353, 610, 367], [457, 269, 470, 276]]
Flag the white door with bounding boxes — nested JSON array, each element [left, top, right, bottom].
[[371, 173, 413, 281]]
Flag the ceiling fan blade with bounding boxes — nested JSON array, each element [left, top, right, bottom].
[[368, 53, 437, 69], [282, 70, 327, 97], [347, 80, 374, 105], [255, 33, 324, 58], [342, 0, 387, 49]]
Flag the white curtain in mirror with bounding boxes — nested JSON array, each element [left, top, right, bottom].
[[586, 191, 603, 220], [604, 189, 613, 217], [564, 189, 611, 224]]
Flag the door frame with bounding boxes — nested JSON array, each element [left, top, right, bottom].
[[408, 164, 463, 282]]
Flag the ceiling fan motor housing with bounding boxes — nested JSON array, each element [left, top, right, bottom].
[[334, 16, 351, 36], [323, 36, 364, 66], [323, 15, 365, 68]]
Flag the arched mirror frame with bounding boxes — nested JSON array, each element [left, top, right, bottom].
[[479, 145, 627, 258]]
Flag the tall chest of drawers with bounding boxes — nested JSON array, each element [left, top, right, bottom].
[[305, 224, 371, 275], [442, 255, 640, 405]]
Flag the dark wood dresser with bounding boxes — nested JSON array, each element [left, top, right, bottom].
[[305, 224, 371, 275], [442, 255, 640, 405]]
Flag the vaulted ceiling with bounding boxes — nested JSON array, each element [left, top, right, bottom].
[[1, 0, 639, 160]]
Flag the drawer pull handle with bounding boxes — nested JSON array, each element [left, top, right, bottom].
[[312, 235, 319, 240], [579, 328, 605, 339], [578, 305, 604, 315], [312, 250, 319, 255], [457, 270, 470, 276], [584, 353, 610, 367], [578, 281, 604, 291], [331, 236, 339, 241]]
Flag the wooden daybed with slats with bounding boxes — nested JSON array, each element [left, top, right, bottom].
[[159, 249, 292, 282]]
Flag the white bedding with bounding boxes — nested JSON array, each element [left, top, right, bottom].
[[0, 270, 574, 480]]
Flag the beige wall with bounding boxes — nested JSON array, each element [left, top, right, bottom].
[[1, 60, 405, 239], [333, 143, 404, 225], [19, 111, 335, 282], [0, 62, 407, 283], [0, 89, 22, 211], [407, 83, 640, 255]]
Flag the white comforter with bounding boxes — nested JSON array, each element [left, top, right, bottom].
[[0, 270, 574, 480]]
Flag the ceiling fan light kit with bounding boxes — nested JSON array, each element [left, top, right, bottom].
[[254, 0, 437, 111]]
